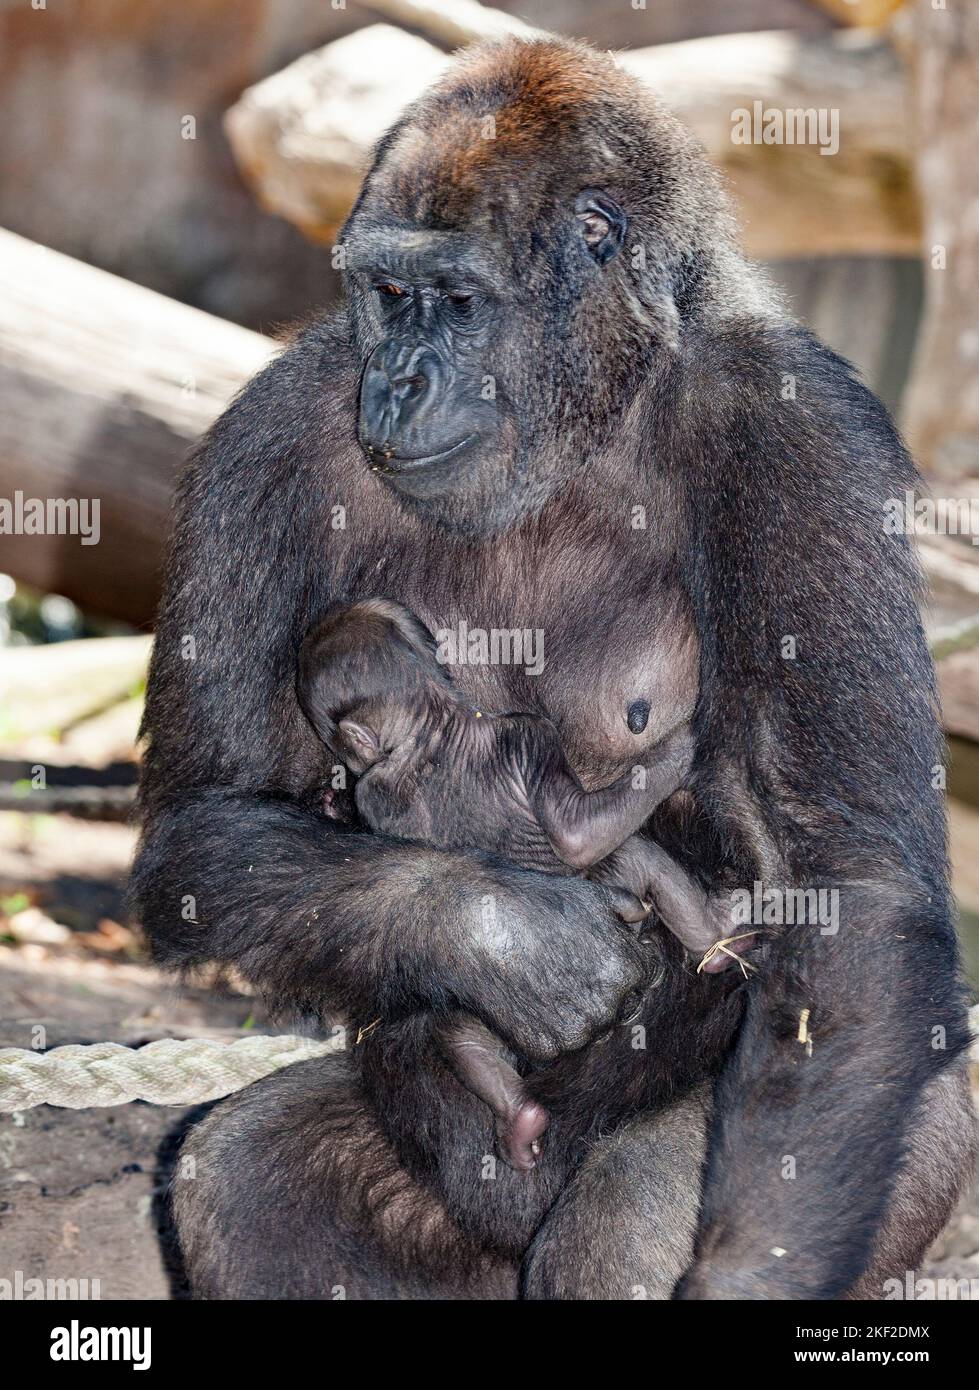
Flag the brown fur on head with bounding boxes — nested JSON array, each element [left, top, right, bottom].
[[297, 599, 454, 768], [372, 39, 723, 274]]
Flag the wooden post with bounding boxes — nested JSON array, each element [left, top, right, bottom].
[[901, 0, 979, 481]]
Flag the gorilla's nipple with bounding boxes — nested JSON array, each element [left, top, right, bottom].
[[627, 699, 650, 734]]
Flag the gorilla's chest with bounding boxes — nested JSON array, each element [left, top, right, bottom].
[[341, 523, 699, 787], [535, 599, 699, 786]]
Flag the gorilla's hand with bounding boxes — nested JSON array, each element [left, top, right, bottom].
[[454, 867, 645, 1062], [590, 835, 744, 967]]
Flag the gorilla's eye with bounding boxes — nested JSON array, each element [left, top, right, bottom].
[[445, 291, 476, 315], [374, 283, 406, 298]]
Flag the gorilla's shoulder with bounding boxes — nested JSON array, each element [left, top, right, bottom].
[[674, 315, 914, 495], [186, 311, 359, 492], [229, 310, 357, 421]]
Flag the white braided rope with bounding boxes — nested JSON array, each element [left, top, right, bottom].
[[1, 1008, 976, 1113], [0, 1034, 342, 1112]]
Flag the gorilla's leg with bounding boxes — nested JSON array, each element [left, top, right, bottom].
[[523, 1065, 975, 1303], [172, 1054, 518, 1300], [848, 1060, 978, 1300], [522, 1086, 711, 1300]]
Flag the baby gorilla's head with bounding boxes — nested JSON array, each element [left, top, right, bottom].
[[298, 598, 453, 772]]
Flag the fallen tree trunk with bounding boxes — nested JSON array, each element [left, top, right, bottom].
[[921, 533, 979, 744], [0, 634, 152, 741], [360, 0, 536, 45], [620, 30, 916, 258], [226, 23, 917, 258], [0, 230, 275, 626]]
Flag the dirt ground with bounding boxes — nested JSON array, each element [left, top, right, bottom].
[[0, 812, 266, 1299], [0, 952, 251, 1300], [1, 808, 977, 1300]]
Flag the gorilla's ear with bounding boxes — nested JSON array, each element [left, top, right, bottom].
[[574, 190, 627, 267], [338, 718, 381, 768]]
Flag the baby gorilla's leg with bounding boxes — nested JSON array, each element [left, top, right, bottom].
[[591, 837, 757, 973], [440, 1015, 549, 1172]]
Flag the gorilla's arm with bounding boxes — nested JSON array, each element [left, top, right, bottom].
[[674, 324, 972, 1299], [132, 324, 640, 1062], [531, 722, 694, 868], [134, 790, 639, 1059]]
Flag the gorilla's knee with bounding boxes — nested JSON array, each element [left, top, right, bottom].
[[524, 1086, 711, 1300], [173, 1054, 520, 1300], [172, 1056, 363, 1299]]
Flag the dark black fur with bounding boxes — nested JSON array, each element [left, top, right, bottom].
[[134, 36, 975, 1299]]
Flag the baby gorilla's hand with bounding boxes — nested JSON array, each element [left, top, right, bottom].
[[321, 782, 357, 822], [588, 838, 661, 919], [603, 885, 653, 930], [497, 1099, 549, 1172]]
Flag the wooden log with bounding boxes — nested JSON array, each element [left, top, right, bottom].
[[225, 24, 917, 258], [0, 635, 152, 743], [620, 30, 917, 258], [805, 0, 907, 26], [940, 650, 979, 745], [0, 231, 275, 626], [900, 0, 979, 481], [358, 0, 827, 48], [359, 0, 537, 46], [920, 532, 979, 744], [224, 26, 451, 247]]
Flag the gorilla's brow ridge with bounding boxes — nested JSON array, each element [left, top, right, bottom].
[[345, 224, 504, 293]]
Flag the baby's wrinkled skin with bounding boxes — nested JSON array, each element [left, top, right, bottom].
[[298, 598, 740, 1170]]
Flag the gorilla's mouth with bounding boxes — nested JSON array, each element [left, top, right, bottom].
[[364, 435, 488, 502], [375, 434, 477, 473]]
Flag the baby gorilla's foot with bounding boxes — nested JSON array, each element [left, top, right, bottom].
[[698, 931, 758, 975], [497, 1100, 549, 1172]]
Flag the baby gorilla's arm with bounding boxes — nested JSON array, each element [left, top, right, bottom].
[[531, 723, 694, 871], [439, 1015, 549, 1171]]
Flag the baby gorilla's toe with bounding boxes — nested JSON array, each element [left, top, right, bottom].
[[499, 1101, 550, 1172]]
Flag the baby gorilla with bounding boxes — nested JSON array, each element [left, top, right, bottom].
[[298, 599, 712, 1170]]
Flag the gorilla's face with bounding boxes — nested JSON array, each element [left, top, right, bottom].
[[346, 223, 509, 493], [343, 190, 629, 528]]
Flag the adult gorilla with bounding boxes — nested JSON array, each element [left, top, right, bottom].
[[134, 37, 975, 1299]]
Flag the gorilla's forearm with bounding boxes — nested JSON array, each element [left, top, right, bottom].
[[535, 724, 694, 871], [133, 791, 477, 1020], [131, 790, 642, 1058], [680, 882, 972, 1299]]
